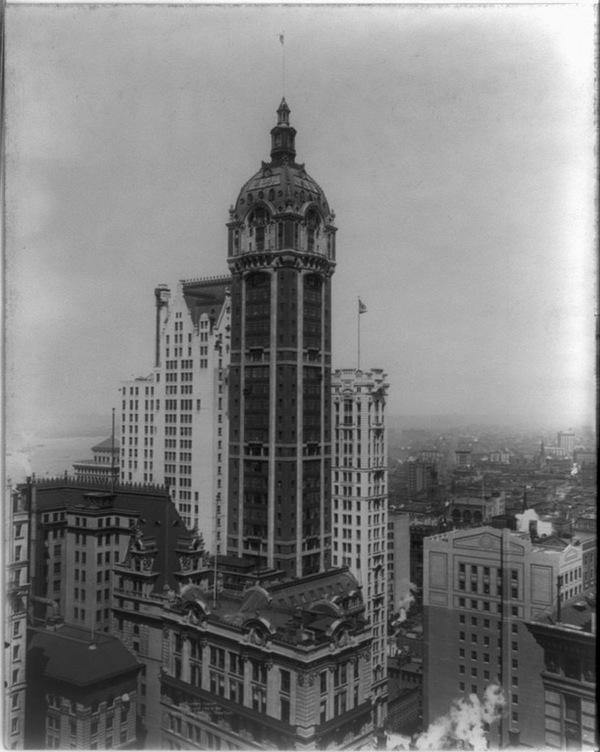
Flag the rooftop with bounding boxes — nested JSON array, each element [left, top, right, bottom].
[[28, 624, 139, 687], [533, 590, 596, 633], [165, 568, 368, 648]]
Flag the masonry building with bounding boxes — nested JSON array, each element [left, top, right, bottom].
[[225, 99, 337, 578], [423, 524, 592, 748], [119, 276, 231, 550], [330, 367, 390, 727]]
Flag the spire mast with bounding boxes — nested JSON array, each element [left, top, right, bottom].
[[279, 33, 285, 97], [358, 298, 367, 370]]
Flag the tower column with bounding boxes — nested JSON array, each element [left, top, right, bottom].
[[267, 267, 278, 569], [226, 101, 337, 575], [319, 273, 328, 573], [295, 269, 305, 578], [236, 276, 247, 559]]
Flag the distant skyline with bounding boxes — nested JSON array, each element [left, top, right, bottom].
[[5, 4, 596, 452]]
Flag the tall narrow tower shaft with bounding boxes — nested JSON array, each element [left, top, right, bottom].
[[226, 101, 338, 578]]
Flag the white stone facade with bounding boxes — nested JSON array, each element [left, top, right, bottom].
[[331, 367, 389, 726], [119, 277, 230, 553]]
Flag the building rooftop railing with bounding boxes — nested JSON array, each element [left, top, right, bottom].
[[26, 474, 168, 496]]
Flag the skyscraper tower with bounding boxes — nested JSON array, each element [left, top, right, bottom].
[[226, 99, 338, 577]]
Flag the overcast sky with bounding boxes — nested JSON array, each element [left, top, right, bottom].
[[5, 3, 597, 448]]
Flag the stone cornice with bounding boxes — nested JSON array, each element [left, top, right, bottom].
[[228, 251, 335, 276]]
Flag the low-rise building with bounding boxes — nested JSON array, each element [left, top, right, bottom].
[[4, 483, 31, 749], [25, 625, 140, 749], [448, 493, 505, 526], [73, 438, 120, 484]]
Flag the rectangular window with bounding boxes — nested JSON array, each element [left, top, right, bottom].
[[210, 646, 225, 670], [320, 699, 327, 723], [229, 678, 243, 704], [320, 671, 327, 694], [251, 659, 267, 684], [210, 672, 225, 696]]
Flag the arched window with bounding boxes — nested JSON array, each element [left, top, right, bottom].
[[306, 210, 320, 252], [249, 207, 270, 251]]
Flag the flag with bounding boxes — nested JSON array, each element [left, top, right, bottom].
[[279, 33, 284, 45], [358, 298, 367, 314]]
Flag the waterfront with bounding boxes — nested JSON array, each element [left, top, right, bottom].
[[6, 435, 108, 484]]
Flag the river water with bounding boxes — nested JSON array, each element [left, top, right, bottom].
[[6, 435, 109, 484]]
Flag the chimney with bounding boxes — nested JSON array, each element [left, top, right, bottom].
[[154, 285, 170, 367]]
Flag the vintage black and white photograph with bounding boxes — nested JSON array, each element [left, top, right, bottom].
[[3, 3, 597, 750]]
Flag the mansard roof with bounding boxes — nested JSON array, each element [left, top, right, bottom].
[[180, 275, 231, 330], [91, 437, 120, 452], [166, 568, 367, 647], [32, 482, 192, 593]]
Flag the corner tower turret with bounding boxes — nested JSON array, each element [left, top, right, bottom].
[[226, 102, 337, 578]]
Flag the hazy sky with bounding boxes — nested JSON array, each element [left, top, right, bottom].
[[5, 3, 597, 448]]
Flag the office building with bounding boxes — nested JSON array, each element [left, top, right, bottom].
[[225, 98, 337, 578], [423, 525, 592, 748], [454, 450, 472, 468], [331, 367, 390, 726], [406, 459, 438, 496], [557, 431, 576, 455], [120, 276, 231, 550]]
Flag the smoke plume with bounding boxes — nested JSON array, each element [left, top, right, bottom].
[[413, 684, 505, 750], [514, 508, 553, 537]]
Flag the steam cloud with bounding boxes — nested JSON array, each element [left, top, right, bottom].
[[393, 583, 419, 625], [514, 508, 553, 537], [413, 684, 505, 750]]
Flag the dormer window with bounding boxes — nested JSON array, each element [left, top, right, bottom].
[[306, 210, 320, 252]]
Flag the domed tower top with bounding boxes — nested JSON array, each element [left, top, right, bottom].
[[270, 97, 296, 164], [227, 100, 337, 263]]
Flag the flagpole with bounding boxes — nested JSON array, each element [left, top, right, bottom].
[[357, 297, 361, 371]]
